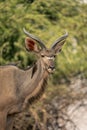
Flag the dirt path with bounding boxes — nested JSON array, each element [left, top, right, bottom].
[[67, 100, 87, 130]]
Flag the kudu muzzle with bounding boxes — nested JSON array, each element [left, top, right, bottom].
[[46, 57, 55, 73]]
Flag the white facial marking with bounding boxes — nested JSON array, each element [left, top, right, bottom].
[[45, 56, 54, 60]]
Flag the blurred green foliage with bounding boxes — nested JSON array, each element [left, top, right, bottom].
[[0, 0, 87, 82]]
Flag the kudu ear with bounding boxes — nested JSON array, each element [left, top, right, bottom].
[[25, 37, 39, 52], [23, 28, 46, 51], [51, 33, 68, 53]]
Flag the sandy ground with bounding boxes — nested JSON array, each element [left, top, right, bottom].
[[67, 101, 87, 130]]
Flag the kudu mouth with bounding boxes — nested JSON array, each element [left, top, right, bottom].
[[47, 65, 55, 73]]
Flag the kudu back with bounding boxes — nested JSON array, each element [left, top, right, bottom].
[[0, 28, 68, 130]]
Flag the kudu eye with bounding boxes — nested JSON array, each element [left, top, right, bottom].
[[41, 54, 45, 57], [52, 55, 56, 58], [53, 55, 56, 58]]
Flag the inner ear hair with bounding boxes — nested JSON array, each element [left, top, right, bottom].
[[25, 37, 36, 51], [25, 37, 41, 53]]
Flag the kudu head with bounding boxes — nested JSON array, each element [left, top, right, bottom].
[[23, 28, 68, 73]]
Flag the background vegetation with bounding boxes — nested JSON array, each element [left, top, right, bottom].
[[0, 0, 87, 83]]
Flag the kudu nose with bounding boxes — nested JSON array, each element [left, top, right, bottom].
[[50, 66, 55, 70], [49, 60, 55, 70]]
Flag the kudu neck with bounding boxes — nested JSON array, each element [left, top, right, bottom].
[[20, 58, 49, 100]]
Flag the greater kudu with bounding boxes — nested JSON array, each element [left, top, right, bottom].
[[0, 28, 68, 130]]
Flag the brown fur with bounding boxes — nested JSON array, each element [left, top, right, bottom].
[[0, 60, 49, 130], [0, 30, 68, 130]]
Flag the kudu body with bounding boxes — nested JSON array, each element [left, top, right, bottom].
[[0, 28, 68, 130]]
